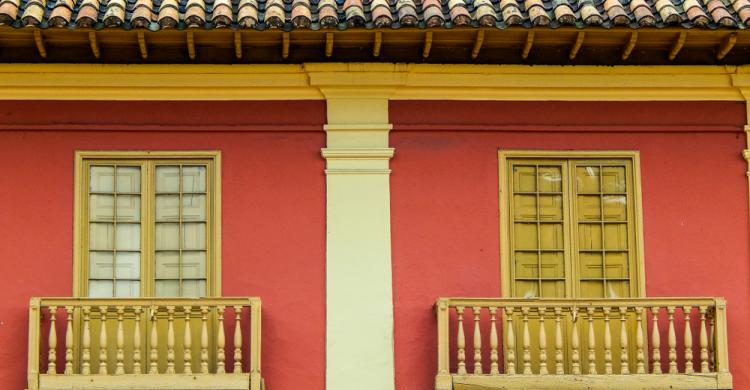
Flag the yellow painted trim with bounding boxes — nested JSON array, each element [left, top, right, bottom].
[[498, 151, 646, 298], [73, 151, 221, 298], [1, 63, 750, 101]]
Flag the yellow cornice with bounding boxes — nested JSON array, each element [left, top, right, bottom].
[[1, 63, 750, 101]]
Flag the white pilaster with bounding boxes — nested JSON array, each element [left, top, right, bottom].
[[321, 94, 395, 390]]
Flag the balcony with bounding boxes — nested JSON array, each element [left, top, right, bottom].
[[435, 297, 731, 390], [27, 297, 262, 390]]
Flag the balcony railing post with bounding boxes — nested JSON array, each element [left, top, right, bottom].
[[249, 298, 263, 390], [27, 298, 42, 390], [713, 298, 730, 374], [434, 298, 451, 390]]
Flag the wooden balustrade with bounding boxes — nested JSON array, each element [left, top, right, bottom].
[[27, 297, 262, 390], [435, 297, 732, 390]]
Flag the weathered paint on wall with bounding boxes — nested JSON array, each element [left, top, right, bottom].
[[0, 101, 326, 390], [389, 101, 750, 390]]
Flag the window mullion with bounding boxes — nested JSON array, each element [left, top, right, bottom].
[[566, 161, 579, 299], [142, 160, 154, 297]]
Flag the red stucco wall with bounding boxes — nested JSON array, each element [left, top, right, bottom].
[[390, 101, 750, 390], [0, 101, 327, 390]]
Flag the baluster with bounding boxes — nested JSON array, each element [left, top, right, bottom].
[[217, 306, 226, 374], [64, 306, 73, 375], [184, 306, 193, 374], [47, 306, 58, 375], [522, 307, 531, 375], [699, 306, 709, 373], [472, 307, 483, 374], [587, 307, 596, 375], [233, 306, 243, 373], [82, 306, 91, 375], [635, 307, 645, 374], [571, 308, 581, 375], [166, 306, 175, 374], [489, 307, 499, 375], [651, 307, 662, 374], [683, 306, 694, 374], [456, 306, 467, 374], [554, 307, 563, 375], [603, 307, 612, 374], [98, 306, 108, 375], [200, 306, 209, 373], [538, 307, 548, 375], [149, 307, 159, 374], [619, 307, 629, 375], [133, 306, 142, 374], [505, 307, 516, 375], [115, 307, 125, 375], [667, 307, 677, 374]]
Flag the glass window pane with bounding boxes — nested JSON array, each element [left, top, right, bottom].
[[116, 166, 141, 193], [514, 223, 537, 249], [606, 281, 630, 298], [603, 195, 627, 221], [156, 166, 180, 193], [155, 251, 180, 279], [604, 252, 629, 278], [513, 195, 537, 221], [540, 281, 565, 298], [89, 280, 113, 297], [515, 280, 538, 299], [155, 223, 180, 250], [580, 281, 604, 298], [579, 253, 603, 278], [182, 223, 206, 250], [578, 224, 602, 250], [90, 166, 114, 192], [514, 252, 538, 278], [539, 223, 563, 250], [576, 166, 600, 193], [115, 281, 140, 297], [512, 165, 536, 192], [182, 195, 206, 221], [182, 166, 206, 193], [603, 223, 628, 250], [181, 280, 206, 297], [182, 251, 206, 278], [539, 195, 563, 220], [115, 223, 140, 251], [89, 251, 114, 279], [89, 223, 114, 250], [89, 195, 114, 221], [540, 252, 564, 278], [155, 195, 180, 222], [116, 195, 141, 222], [601, 166, 626, 193], [577, 195, 601, 221], [538, 166, 562, 192], [155, 280, 180, 296], [115, 252, 140, 279]]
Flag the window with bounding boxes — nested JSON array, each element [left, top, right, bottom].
[[74, 151, 221, 298], [499, 151, 645, 299]]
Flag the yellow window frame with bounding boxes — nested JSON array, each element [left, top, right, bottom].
[[498, 150, 646, 298], [73, 151, 222, 298]]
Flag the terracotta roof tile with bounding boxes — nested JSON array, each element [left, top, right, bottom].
[[0, 0, 742, 31], [525, 0, 550, 25], [499, 0, 523, 24], [579, 0, 603, 25], [212, 0, 233, 27], [603, 0, 630, 25]]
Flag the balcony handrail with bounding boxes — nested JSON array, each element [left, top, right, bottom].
[[435, 296, 730, 390], [27, 296, 262, 390]]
